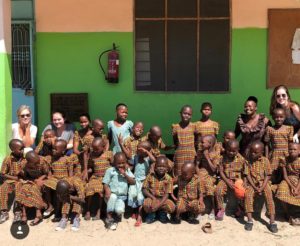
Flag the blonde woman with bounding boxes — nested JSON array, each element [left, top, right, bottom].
[[12, 105, 37, 150]]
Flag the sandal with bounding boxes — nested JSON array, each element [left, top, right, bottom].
[[30, 217, 43, 226], [201, 222, 212, 234], [13, 211, 22, 223], [43, 208, 54, 217], [244, 221, 253, 231]]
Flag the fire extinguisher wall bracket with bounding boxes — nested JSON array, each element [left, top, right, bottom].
[[98, 43, 119, 83]]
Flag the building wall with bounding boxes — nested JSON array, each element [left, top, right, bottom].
[[34, 0, 300, 145], [0, 0, 12, 162]]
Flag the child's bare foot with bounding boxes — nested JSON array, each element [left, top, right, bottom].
[[84, 212, 91, 221]]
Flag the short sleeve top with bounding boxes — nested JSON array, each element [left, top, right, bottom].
[[12, 123, 38, 140], [102, 167, 134, 196], [107, 120, 133, 153], [43, 123, 75, 143]]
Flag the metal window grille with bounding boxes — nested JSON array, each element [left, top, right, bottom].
[[12, 23, 32, 89]]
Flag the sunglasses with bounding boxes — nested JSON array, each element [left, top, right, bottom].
[[276, 94, 287, 99], [20, 114, 31, 118]]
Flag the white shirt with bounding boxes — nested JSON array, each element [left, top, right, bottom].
[[12, 122, 38, 140]]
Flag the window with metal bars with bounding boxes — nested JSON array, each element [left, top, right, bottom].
[[11, 23, 33, 90], [135, 0, 231, 92]]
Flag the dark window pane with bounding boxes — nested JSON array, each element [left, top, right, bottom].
[[135, 21, 165, 91], [200, 0, 229, 17], [135, 0, 165, 18], [199, 20, 230, 91], [168, 0, 197, 17], [167, 21, 197, 91]]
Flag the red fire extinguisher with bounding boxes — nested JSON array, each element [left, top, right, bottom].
[[99, 43, 119, 83]]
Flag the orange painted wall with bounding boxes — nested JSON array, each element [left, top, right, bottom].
[[35, 0, 133, 32], [232, 0, 300, 28], [35, 0, 300, 32], [0, 0, 11, 53]]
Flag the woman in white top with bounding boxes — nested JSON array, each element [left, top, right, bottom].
[[12, 105, 37, 149]]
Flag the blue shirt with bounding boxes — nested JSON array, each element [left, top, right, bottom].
[[102, 167, 134, 196], [133, 156, 150, 181], [107, 120, 133, 153]]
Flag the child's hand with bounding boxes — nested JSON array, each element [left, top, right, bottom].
[[151, 199, 160, 212], [118, 167, 126, 176], [199, 197, 205, 208]]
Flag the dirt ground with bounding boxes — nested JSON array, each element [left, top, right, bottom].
[[0, 210, 299, 246]]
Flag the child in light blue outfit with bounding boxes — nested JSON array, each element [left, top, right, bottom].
[[128, 141, 155, 226], [108, 103, 133, 154], [103, 152, 135, 230]]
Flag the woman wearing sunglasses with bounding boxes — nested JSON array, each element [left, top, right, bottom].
[[12, 105, 37, 150], [270, 85, 300, 143]]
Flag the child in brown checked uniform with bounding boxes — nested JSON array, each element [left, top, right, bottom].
[[43, 139, 73, 217], [55, 179, 85, 231], [172, 105, 196, 177], [215, 140, 247, 220], [35, 129, 56, 156], [196, 135, 220, 220], [118, 121, 144, 164], [143, 156, 175, 224], [0, 139, 26, 224], [244, 141, 278, 233], [264, 108, 293, 185], [172, 162, 205, 224], [84, 138, 113, 221]]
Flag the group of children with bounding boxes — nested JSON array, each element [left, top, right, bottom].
[[0, 102, 299, 233]]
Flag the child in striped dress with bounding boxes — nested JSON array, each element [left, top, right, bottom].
[[215, 140, 247, 220], [196, 135, 220, 219], [195, 102, 220, 150], [244, 141, 277, 233], [35, 129, 56, 156], [143, 156, 176, 224], [84, 138, 113, 221], [276, 143, 300, 220], [0, 139, 26, 224], [43, 139, 73, 217], [16, 151, 49, 226], [264, 108, 293, 184], [173, 162, 205, 224], [172, 105, 196, 177], [119, 121, 144, 164]]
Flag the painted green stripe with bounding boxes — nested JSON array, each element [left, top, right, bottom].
[[0, 53, 12, 162], [35, 29, 296, 145]]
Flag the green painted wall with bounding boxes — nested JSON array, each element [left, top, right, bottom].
[[0, 53, 12, 162], [35, 29, 300, 146]]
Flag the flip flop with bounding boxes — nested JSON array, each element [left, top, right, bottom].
[[201, 222, 212, 234], [43, 208, 54, 217], [30, 217, 43, 226]]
